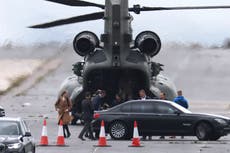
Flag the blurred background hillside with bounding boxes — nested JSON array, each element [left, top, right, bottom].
[[1, 0, 230, 103]]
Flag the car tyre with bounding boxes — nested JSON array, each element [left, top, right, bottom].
[[109, 121, 128, 140], [195, 122, 212, 141]]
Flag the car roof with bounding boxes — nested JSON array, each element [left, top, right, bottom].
[[121, 99, 192, 114], [126, 99, 172, 104], [0, 117, 22, 122], [108, 99, 173, 110]]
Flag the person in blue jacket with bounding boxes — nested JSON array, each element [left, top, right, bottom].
[[174, 90, 189, 109]]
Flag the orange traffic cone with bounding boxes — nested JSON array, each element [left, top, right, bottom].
[[129, 121, 142, 147], [40, 119, 48, 146], [56, 120, 65, 146], [94, 120, 111, 147]]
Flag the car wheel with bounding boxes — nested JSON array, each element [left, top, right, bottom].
[[109, 121, 128, 140], [195, 122, 212, 141]]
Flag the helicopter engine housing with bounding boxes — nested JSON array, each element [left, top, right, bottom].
[[73, 31, 99, 56], [135, 31, 161, 57]]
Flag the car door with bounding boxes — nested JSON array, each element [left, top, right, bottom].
[[151, 102, 188, 135], [129, 101, 177, 135], [128, 102, 160, 136]]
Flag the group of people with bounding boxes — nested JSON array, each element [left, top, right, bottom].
[[54, 89, 189, 140], [78, 90, 124, 140], [92, 90, 124, 111], [139, 89, 189, 140]]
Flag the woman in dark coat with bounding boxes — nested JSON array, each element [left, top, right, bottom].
[[55, 91, 72, 138]]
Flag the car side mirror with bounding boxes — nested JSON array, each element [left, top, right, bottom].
[[24, 132, 32, 137], [19, 136, 24, 142]]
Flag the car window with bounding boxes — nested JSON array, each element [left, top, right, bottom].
[[120, 103, 131, 112], [170, 102, 192, 113], [154, 102, 177, 114], [131, 102, 154, 113], [0, 121, 20, 135]]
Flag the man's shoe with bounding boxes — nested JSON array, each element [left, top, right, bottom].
[[141, 136, 147, 141], [90, 137, 96, 140], [78, 136, 86, 141], [85, 133, 89, 138]]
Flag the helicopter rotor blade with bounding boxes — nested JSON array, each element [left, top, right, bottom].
[[29, 12, 104, 28], [130, 5, 230, 14], [45, 0, 105, 9]]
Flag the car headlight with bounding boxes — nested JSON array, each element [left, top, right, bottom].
[[214, 118, 228, 125], [7, 143, 22, 149]]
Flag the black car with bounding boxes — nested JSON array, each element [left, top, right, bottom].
[[92, 100, 230, 141], [0, 106, 5, 117], [0, 117, 35, 153]]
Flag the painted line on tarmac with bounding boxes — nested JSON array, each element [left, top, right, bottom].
[[37, 144, 69, 147], [92, 147, 98, 153]]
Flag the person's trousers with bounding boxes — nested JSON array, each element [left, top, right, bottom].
[[78, 121, 94, 139], [63, 124, 70, 137]]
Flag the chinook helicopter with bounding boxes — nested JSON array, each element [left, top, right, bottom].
[[30, 0, 230, 106]]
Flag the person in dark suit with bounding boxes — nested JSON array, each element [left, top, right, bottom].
[[139, 89, 151, 100], [111, 93, 123, 107], [92, 90, 106, 111], [138, 89, 152, 140], [159, 92, 167, 139], [78, 92, 95, 141]]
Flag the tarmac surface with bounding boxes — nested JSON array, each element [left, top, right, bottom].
[[0, 46, 230, 153]]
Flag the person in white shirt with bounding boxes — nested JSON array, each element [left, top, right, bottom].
[[138, 89, 152, 140], [139, 89, 150, 100]]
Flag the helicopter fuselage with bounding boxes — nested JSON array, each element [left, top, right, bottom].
[[58, 0, 177, 107]]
